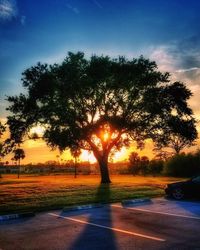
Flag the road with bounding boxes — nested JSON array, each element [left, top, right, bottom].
[[0, 198, 200, 250]]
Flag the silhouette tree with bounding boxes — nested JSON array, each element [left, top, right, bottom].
[[70, 146, 81, 178], [0, 121, 5, 178], [11, 157, 15, 165], [128, 152, 141, 175], [13, 148, 25, 178], [140, 156, 150, 175], [0, 121, 5, 156], [0, 121, 5, 137], [6, 52, 197, 183], [153, 117, 197, 154], [129, 152, 150, 175]]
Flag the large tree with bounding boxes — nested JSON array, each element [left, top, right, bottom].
[[6, 52, 197, 183]]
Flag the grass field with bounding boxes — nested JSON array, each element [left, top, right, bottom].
[[0, 174, 185, 215]]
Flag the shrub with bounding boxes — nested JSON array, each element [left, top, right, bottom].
[[128, 152, 150, 175], [148, 160, 164, 176], [164, 151, 200, 177]]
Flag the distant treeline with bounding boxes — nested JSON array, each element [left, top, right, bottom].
[[128, 150, 200, 177], [1, 150, 200, 178]]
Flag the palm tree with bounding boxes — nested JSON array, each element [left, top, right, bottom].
[[13, 148, 25, 178], [70, 147, 81, 178]]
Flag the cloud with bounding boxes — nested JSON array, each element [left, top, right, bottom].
[[147, 43, 200, 121], [148, 37, 200, 83], [175, 67, 200, 73], [0, 0, 17, 21], [92, 0, 103, 9], [149, 46, 176, 72], [66, 3, 80, 14], [168, 35, 200, 69]]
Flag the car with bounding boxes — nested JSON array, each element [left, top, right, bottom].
[[165, 176, 200, 200]]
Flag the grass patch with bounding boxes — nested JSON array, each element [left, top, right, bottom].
[[0, 174, 185, 215]]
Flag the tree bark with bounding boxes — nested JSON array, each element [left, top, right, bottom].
[[98, 155, 111, 184], [87, 139, 112, 183]]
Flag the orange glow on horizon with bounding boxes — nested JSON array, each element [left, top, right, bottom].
[[80, 147, 128, 163], [80, 150, 96, 163]]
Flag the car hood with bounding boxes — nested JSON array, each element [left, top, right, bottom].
[[168, 181, 188, 187]]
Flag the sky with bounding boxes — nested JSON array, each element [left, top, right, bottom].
[[0, 0, 200, 163]]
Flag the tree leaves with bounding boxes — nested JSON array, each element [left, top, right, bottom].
[[6, 52, 197, 159]]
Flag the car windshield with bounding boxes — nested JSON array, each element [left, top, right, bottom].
[[192, 176, 200, 183]]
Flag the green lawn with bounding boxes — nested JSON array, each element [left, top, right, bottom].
[[0, 174, 185, 215]]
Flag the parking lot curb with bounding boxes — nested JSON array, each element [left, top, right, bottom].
[[0, 212, 35, 221], [63, 203, 104, 212], [122, 198, 151, 206]]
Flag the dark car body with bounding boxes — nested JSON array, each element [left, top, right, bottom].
[[165, 176, 200, 200]]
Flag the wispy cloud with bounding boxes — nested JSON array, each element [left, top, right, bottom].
[[149, 46, 175, 72], [92, 0, 103, 9], [0, 0, 17, 21], [66, 3, 80, 14], [147, 43, 200, 119], [168, 35, 200, 70], [176, 67, 200, 73]]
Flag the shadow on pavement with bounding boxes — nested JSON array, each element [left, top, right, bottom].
[[173, 199, 200, 217], [61, 184, 118, 250]]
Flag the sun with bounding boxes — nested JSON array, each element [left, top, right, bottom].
[[103, 131, 109, 141]]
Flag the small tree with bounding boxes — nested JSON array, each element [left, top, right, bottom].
[[70, 146, 81, 178], [140, 156, 150, 176], [13, 148, 25, 178], [153, 117, 197, 154], [129, 152, 150, 175], [128, 152, 141, 175]]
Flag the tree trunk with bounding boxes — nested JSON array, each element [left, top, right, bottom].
[[18, 159, 20, 179], [98, 156, 111, 184]]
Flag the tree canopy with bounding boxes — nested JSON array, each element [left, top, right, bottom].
[[0, 121, 5, 137], [13, 148, 25, 164], [6, 52, 197, 183], [153, 116, 197, 154]]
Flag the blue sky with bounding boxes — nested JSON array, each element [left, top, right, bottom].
[[1, 0, 200, 162], [1, 1, 200, 99]]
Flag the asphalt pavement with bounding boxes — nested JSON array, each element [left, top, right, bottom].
[[0, 198, 200, 250]]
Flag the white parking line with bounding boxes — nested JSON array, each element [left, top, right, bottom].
[[48, 212, 166, 242], [112, 205, 200, 220]]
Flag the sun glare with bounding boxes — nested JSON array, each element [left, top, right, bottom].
[[103, 132, 109, 141]]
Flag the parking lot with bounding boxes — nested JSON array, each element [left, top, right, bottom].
[[0, 198, 200, 250]]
